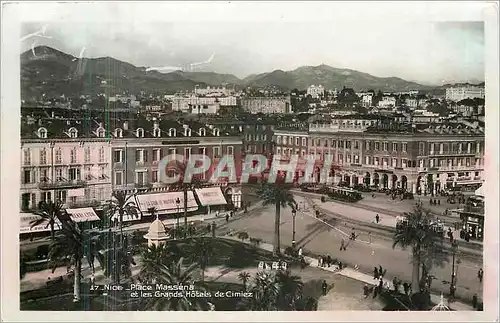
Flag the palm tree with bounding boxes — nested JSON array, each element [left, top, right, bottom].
[[139, 243, 179, 283], [190, 237, 214, 282], [249, 271, 281, 310], [104, 191, 140, 237], [275, 270, 304, 310], [238, 271, 251, 291], [258, 183, 297, 256], [30, 200, 65, 241], [392, 205, 441, 296], [142, 258, 211, 310], [48, 218, 104, 302]]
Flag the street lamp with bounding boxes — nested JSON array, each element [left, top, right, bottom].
[[292, 208, 297, 248], [175, 197, 181, 239], [450, 240, 459, 298]]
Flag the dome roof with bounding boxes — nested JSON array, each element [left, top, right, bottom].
[[144, 219, 169, 240]]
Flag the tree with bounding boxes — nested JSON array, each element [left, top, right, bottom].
[[142, 258, 211, 310], [275, 270, 304, 310], [139, 243, 180, 283], [30, 200, 65, 242], [236, 231, 250, 242], [190, 238, 215, 282], [258, 184, 297, 256], [104, 191, 140, 236], [238, 271, 251, 291], [392, 205, 442, 297], [248, 271, 281, 310], [48, 218, 104, 302]]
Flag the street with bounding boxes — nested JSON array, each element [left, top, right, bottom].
[[222, 195, 483, 303]]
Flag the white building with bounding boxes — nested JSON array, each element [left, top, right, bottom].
[[21, 125, 112, 213], [170, 95, 237, 113], [405, 98, 419, 109], [378, 96, 396, 108], [445, 85, 485, 102], [360, 93, 373, 107], [194, 86, 234, 97], [307, 85, 325, 99]]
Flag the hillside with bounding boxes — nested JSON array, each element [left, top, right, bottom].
[[21, 46, 440, 99]]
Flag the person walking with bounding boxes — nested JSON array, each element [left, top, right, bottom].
[[322, 280, 328, 296], [375, 214, 380, 224], [298, 247, 303, 258], [478, 268, 483, 283], [403, 282, 409, 296], [326, 254, 332, 267], [340, 238, 347, 251], [472, 293, 478, 309], [373, 267, 379, 280], [318, 256, 323, 268], [225, 213, 229, 223], [363, 284, 369, 298], [379, 265, 384, 278]]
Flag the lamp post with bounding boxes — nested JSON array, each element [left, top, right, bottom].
[[175, 197, 181, 239], [450, 240, 459, 298], [292, 208, 297, 248]]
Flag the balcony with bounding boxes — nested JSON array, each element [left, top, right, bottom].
[[135, 182, 153, 189], [38, 179, 87, 190], [65, 199, 102, 209]]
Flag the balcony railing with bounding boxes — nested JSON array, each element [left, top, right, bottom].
[[135, 182, 153, 189], [65, 199, 102, 209], [38, 179, 87, 190]]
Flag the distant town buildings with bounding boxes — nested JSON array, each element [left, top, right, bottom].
[[306, 85, 325, 99], [378, 96, 396, 108], [445, 85, 485, 102], [194, 86, 234, 97], [241, 96, 292, 114]]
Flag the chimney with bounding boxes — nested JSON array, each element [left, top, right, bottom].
[[123, 121, 129, 130]]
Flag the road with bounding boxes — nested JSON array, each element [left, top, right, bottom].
[[221, 196, 483, 303]]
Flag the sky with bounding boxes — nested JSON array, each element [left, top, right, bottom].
[[13, 2, 487, 85]]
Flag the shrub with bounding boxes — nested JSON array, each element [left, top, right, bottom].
[[320, 196, 326, 203], [226, 244, 254, 268], [284, 246, 297, 258]]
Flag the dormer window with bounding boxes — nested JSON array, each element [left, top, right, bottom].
[[115, 128, 123, 138], [199, 128, 206, 136], [97, 127, 106, 138], [38, 127, 47, 139], [68, 127, 78, 138], [169, 128, 176, 137], [136, 128, 144, 138], [153, 128, 161, 137], [185, 128, 192, 137], [213, 128, 220, 136]]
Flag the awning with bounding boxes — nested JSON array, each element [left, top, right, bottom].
[[195, 187, 228, 206], [475, 185, 484, 197], [20, 213, 59, 234], [66, 208, 100, 222], [135, 191, 198, 214]]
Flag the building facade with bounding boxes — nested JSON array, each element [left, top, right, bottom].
[[445, 85, 485, 102], [307, 85, 325, 99], [241, 97, 292, 114]]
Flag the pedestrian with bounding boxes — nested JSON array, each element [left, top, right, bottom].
[[298, 247, 303, 258], [478, 268, 483, 283], [318, 256, 323, 267], [378, 277, 383, 291], [363, 284, 369, 298], [375, 214, 380, 224], [215, 210, 219, 218], [379, 265, 384, 278], [373, 267, 379, 280], [90, 272, 95, 285], [403, 282, 409, 295], [225, 213, 229, 223], [322, 280, 328, 295], [438, 199, 441, 205], [327, 254, 332, 267], [392, 277, 398, 292], [322, 255, 327, 267], [338, 261, 343, 270], [340, 238, 346, 251], [472, 293, 478, 309]]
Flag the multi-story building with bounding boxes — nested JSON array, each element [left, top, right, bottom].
[[306, 85, 325, 99], [304, 120, 484, 194], [241, 96, 292, 114], [20, 119, 113, 232], [110, 118, 244, 216], [274, 123, 309, 158], [170, 95, 238, 113], [243, 122, 275, 155], [378, 96, 396, 108], [360, 93, 373, 107], [445, 85, 485, 102], [194, 86, 234, 97]]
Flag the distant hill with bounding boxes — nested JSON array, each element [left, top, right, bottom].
[[243, 64, 432, 92], [22, 46, 442, 99]]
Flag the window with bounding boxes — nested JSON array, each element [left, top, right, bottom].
[[185, 128, 192, 137], [69, 128, 78, 138], [55, 168, 63, 181], [392, 143, 397, 152], [276, 147, 281, 155], [365, 141, 370, 150], [40, 168, 48, 182], [392, 158, 398, 167], [264, 134, 268, 141], [375, 157, 379, 166], [213, 128, 220, 136], [338, 154, 343, 164], [68, 168, 81, 181], [136, 171, 146, 185], [283, 136, 288, 145], [419, 142, 424, 154], [135, 149, 148, 163], [152, 170, 158, 183], [383, 142, 388, 151], [23, 149, 31, 165], [402, 159, 407, 168], [168, 148, 176, 157], [153, 149, 161, 162], [23, 170, 32, 184], [84, 147, 90, 163], [169, 128, 177, 137], [295, 137, 299, 146], [227, 146, 234, 155], [213, 147, 220, 157], [40, 149, 47, 165], [55, 149, 62, 164], [353, 155, 359, 164], [402, 143, 407, 153], [302, 138, 306, 146], [99, 147, 105, 163], [115, 172, 123, 186], [347, 155, 351, 164], [184, 148, 191, 160], [375, 142, 380, 151], [467, 142, 471, 153], [354, 141, 359, 150], [97, 129, 106, 138], [136, 128, 144, 138], [70, 149, 77, 164], [199, 128, 206, 136], [56, 190, 67, 203], [99, 166, 106, 179], [439, 143, 443, 154], [41, 191, 52, 202], [115, 128, 123, 138], [113, 150, 123, 163], [153, 128, 161, 137]]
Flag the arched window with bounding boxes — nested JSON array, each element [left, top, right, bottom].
[[199, 128, 206, 136], [185, 128, 192, 137], [97, 128, 106, 138], [68, 127, 78, 138], [153, 128, 161, 137], [136, 128, 144, 138], [169, 128, 176, 137], [115, 128, 123, 138], [38, 127, 47, 139], [213, 128, 220, 136]]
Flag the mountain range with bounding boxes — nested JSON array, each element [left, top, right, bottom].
[[22, 46, 449, 99]]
